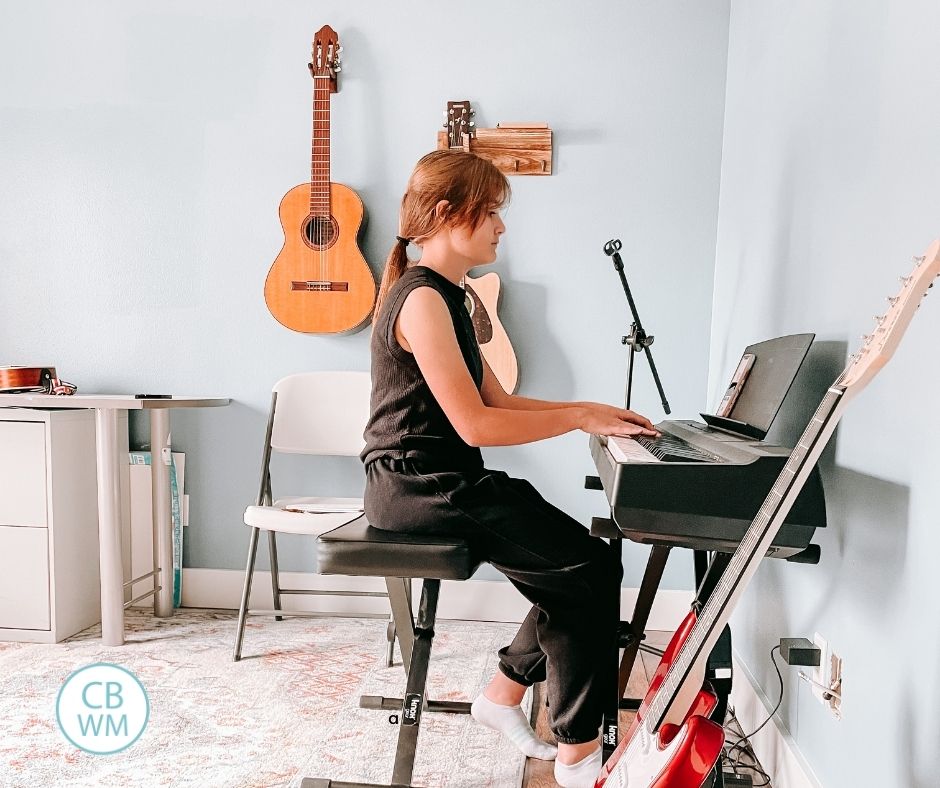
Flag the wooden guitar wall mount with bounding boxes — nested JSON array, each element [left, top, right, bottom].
[[438, 100, 552, 176]]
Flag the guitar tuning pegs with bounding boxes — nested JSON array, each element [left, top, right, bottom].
[[468, 120, 475, 128], [913, 255, 926, 266], [874, 314, 886, 324], [337, 46, 344, 54], [861, 333, 872, 343], [899, 275, 913, 286], [886, 295, 899, 306]]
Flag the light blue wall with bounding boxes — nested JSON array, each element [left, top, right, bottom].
[[713, 2, 940, 785], [0, 1, 730, 588], [10, 2, 933, 783]]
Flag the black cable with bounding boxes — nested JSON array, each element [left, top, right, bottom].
[[736, 764, 772, 787], [741, 644, 783, 740], [727, 734, 772, 785], [722, 737, 772, 786], [722, 731, 772, 785], [717, 645, 783, 786]]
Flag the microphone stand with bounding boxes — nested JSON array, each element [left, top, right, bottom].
[[603, 238, 671, 414]]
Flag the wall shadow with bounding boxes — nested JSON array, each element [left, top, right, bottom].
[[764, 338, 913, 612]]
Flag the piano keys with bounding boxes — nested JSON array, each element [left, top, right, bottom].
[[590, 418, 826, 560]]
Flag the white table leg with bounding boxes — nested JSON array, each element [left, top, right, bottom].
[[150, 409, 174, 617], [95, 408, 125, 646]]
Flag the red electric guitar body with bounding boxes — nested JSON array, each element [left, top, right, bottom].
[[595, 611, 724, 788]]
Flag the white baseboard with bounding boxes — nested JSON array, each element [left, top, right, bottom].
[[181, 568, 693, 629], [731, 651, 822, 788]]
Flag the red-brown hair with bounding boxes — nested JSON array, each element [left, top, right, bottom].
[[375, 149, 510, 316]]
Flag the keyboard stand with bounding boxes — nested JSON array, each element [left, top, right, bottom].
[[590, 515, 733, 727], [612, 536, 672, 704]]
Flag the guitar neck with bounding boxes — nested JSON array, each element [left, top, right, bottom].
[[310, 74, 331, 216], [645, 384, 848, 732]]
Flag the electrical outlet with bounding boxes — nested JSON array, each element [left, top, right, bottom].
[[826, 650, 843, 720], [811, 632, 829, 703]]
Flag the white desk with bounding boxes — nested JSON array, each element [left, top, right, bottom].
[[0, 394, 229, 645]]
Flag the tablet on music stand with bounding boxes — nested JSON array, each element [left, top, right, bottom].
[[701, 333, 815, 440]]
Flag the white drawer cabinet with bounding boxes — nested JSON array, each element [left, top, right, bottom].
[[0, 409, 101, 642]]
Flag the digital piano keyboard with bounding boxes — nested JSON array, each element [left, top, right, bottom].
[[590, 419, 826, 559]]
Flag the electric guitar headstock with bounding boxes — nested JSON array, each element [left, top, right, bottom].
[[839, 239, 940, 396], [308, 24, 342, 92], [443, 100, 475, 149]]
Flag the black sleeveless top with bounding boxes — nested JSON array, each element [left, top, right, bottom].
[[361, 265, 485, 471]]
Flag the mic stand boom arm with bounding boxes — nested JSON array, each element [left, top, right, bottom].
[[603, 238, 671, 414]]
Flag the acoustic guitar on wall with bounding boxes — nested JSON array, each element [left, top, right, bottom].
[[264, 25, 376, 334], [445, 100, 520, 393]]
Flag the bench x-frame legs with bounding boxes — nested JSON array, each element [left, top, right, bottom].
[[300, 577, 472, 788]]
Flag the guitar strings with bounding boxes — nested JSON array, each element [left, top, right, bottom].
[[316, 76, 323, 283]]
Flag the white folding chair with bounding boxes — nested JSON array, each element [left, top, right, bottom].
[[232, 371, 400, 663]]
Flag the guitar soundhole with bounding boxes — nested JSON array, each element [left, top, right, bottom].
[[303, 214, 338, 250]]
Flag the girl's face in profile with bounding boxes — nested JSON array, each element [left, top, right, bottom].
[[451, 205, 506, 266]]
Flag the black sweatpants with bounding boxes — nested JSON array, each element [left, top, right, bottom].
[[364, 457, 623, 745]]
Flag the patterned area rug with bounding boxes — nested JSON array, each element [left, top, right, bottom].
[[0, 609, 529, 787]]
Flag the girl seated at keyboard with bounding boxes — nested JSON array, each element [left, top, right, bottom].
[[361, 149, 658, 788]]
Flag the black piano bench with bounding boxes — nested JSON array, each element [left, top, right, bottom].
[[299, 515, 483, 788]]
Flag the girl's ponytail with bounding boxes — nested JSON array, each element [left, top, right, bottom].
[[374, 236, 409, 317]]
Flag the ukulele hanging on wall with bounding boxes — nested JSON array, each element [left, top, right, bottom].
[[445, 101, 521, 393], [264, 25, 376, 334]]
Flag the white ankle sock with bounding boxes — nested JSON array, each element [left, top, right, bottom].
[[553, 747, 602, 788], [470, 694, 557, 760]]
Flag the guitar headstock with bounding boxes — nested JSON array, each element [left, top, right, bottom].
[[840, 239, 940, 393], [309, 25, 342, 86], [443, 100, 475, 149]]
